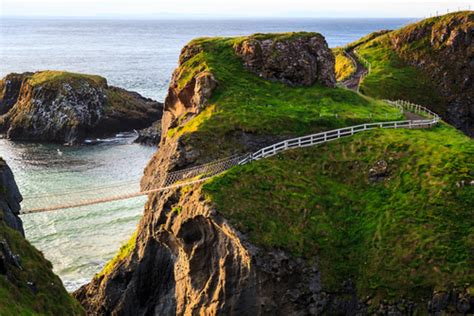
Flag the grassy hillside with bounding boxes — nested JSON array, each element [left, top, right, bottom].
[[169, 33, 474, 307], [203, 123, 474, 307], [333, 48, 355, 81], [0, 220, 84, 315], [170, 34, 403, 143], [355, 11, 472, 117], [356, 34, 443, 110]]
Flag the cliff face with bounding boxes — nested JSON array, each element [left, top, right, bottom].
[[74, 33, 344, 315], [356, 12, 473, 136], [389, 12, 473, 135], [74, 32, 473, 315], [235, 33, 336, 87], [0, 71, 163, 144], [0, 160, 24, 236], [75, 188, 324, 315], [0, 158, 84, 315]]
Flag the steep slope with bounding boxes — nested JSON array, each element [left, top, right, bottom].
[[0, 71, 163, 144], [0, 158, 84, 315], [75, 32, 473, 315], [204, 124, 474, 313], [353, 12, 473, 136]]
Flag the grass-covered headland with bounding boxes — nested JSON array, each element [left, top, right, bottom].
[[170, 34, 403, 141], [165, 31, 474, 308], [203, 124, 473, 307]]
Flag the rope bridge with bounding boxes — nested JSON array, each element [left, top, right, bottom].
[[20, 100, 440, 215]]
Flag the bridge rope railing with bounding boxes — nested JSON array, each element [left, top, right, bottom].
[[20, 100, 439, 215], [21, 155, 246, 214], [22, 178, 142, 200]]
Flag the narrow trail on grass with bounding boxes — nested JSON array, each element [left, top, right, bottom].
[[341, 49, 368, 91]]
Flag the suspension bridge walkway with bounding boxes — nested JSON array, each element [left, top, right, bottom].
[[20, 100, 439, 215]]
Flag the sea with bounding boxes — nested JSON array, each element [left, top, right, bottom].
[[0, 17, 414, 291]]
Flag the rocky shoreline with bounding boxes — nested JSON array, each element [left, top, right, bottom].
[[0, 71, 163, 145], [0, 158, 84, 314]]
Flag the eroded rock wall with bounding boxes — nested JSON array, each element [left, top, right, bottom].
[[235, 34, 336, 87], [390, 12, 474, 135], [0, 159, 23, 235], [74, 35, 340, 315]]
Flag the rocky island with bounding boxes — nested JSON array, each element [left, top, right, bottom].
[[74, 20, 473, 315], [0, 71, 163, 145]]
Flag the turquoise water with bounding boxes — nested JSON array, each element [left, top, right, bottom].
[[0, 18, 413, 291], [0, 136, 155, 290]]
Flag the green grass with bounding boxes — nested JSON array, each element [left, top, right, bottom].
[[105, 87, 145, 111], [0, 220, 84, 315], [203, 124, 474, 307], [168, 34, 404, 152], [243, 31, 323, 42], [357, 37, 443, 110], [27, 71, 107, 89], [355, 12, 473, 117], [345, 30, 392, 50], [333, 48, 355, 81]]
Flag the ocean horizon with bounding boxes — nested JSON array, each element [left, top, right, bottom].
[[1, 17, 415, 102]]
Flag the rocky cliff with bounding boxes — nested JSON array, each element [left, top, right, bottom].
[[390, 12, 473, 135], [0, 71, 163, 145], [355, 11, 473, 136], [0, 158, 84, 315], [75, 32, 473, 315], [0, 160, 24, 236], [74, 32, 346, 315], [235, 33, 336, 87]]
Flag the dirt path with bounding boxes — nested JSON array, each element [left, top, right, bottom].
[[404, 111, 427, 121], [340, 49, 368, 91]]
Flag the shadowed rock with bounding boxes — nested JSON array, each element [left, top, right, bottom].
[[235, 33, 336, 87]]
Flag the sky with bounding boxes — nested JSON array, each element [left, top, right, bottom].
[[0, 0, 472, 18]]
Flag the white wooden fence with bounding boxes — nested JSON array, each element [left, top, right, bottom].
[[22, 100, 440, 214], [239, 100, 439, 164]]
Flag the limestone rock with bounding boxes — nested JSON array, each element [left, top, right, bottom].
[[74, 187, 324, 315], [235, 33, 336, 87], [74, 35, 331, 315]]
